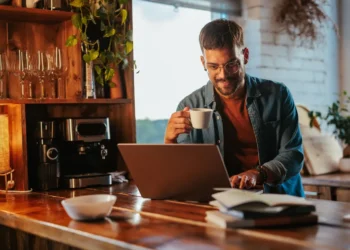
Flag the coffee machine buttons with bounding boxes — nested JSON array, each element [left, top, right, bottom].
[[47, 147, 59, 161], [101, 144, 108, 160]]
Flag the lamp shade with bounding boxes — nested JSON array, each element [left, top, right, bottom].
[[0, 114, 10, 174]]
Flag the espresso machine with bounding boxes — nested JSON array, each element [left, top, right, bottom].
[[33, 121, 60, 190], [59, 118, 116, 188]]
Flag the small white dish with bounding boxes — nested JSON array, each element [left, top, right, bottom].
[[61, 194, 117, 221]]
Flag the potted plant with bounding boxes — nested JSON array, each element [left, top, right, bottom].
[[65, 0, 133, 98], [309, 91, 350, 172]]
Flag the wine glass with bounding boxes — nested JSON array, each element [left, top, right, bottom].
[[0, 53, 8, 99], [33, 50, 49, 99], [46, 47, 68, 99], [8, 50, 33, 99]]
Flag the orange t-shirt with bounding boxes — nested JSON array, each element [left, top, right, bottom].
[[218, 94, 259, 176]]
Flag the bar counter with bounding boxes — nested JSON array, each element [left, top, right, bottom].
[[0, 183, 349, 250]]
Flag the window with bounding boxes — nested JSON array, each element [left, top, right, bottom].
[[133, 0, 213, 142]]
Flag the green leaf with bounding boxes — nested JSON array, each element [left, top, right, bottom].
[[121, 9, 127, 25], [94, 65, 102, 75], [115, 52, 123, 60], [89, 13, 96, 24], [70, 0, 84, 8], [81, 16, 88, 25], [90, 50, 99, 61], [105, 51, 114, 62], [104, 67, 115, 81], [96, 74, 104, 86], [125, 41, 133, 54], [109, 81, 116, 88], [104, 27, 116, 38], [72, 14, 82, 29], [96, 7, 107, 19], [99, 52, 106, 64], [83, 54, 91, 63], [118, 0, 128, 4], [65, 35, 78, 47]]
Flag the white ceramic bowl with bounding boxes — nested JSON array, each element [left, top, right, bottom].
[[61, 194, 117, 221]]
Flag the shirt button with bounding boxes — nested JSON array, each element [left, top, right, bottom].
[[216, 115, 220, 120]]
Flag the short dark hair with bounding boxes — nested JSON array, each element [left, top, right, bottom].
[[199, 19, 244, 52]]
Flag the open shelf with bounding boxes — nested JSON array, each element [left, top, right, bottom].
[[0, 98, 133, 104], [0, 5, 72, 23]]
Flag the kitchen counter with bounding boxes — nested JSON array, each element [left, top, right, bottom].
[[0, 183, 349, 250]]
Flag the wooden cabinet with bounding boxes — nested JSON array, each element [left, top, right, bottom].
[[0, 5, 135, 190]]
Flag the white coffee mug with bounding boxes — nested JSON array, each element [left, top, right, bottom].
[[26, 0, 39, 8], [189, 108, 213, 129]]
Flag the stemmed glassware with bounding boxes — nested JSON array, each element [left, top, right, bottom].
[[0, 53, 8, 99], [46, 47, 67, 99], [33, 50, 49, 99], [8, 50, 34, 99], [3, 47, 68, 100]]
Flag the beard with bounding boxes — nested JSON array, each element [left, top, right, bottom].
[[213, 70, 245, 97]]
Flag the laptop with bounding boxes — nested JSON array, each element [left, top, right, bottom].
[[117, 143, 231, 201]]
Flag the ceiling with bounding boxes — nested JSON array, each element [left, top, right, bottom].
[[140, 0, 242, 16]]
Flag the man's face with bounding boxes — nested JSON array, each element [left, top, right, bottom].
[[201, 46, 248, 98]]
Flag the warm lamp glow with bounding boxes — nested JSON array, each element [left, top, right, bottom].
[[0, 114, 10, 174]]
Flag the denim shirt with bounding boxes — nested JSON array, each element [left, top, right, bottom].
[[176, 74, 305, 197]]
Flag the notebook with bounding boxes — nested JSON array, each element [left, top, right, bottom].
[[205, 210, 318, 228], [117, 143, 231, 201]]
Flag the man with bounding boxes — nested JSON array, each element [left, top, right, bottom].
[[164, 19, 304, 197]]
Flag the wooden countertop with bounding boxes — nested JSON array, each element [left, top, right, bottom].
[[302, 172, 350, 188], [1, 183, 349, 250]]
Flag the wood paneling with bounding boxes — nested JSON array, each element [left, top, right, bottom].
[[0, 99, 132, 104], [7, 21, 62, 99], [0, 6, 72, 23], [7, 104, 27, 190], [0, 21, 6, 53], [57, 20, 82, 100]]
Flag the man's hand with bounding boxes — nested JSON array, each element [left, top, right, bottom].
[[164, 107, 192, 143], [230, 169, 261, 189]]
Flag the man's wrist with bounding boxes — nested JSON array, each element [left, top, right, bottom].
[[256, 165, 268, 184], [164, 138, 177, 144]]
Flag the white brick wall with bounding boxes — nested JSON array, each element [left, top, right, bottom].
[[239, 0, 339, 116]]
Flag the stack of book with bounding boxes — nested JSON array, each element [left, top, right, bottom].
[[206, 189, 318, 228]]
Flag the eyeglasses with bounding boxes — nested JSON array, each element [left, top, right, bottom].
[[206, 61, 240, 75]]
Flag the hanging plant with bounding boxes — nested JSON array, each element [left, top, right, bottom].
[[275, 0, 338, 47], [65, 0, 133, 88]]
